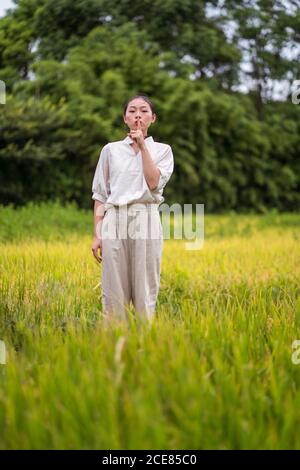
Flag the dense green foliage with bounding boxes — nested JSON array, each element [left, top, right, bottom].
[[0, 0, 299, 211]]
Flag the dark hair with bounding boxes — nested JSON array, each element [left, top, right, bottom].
[[123, 94, 155, 116]]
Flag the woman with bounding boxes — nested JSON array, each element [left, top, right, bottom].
[[91, 94, 174, 324]]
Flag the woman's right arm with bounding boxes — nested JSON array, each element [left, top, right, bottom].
[[91, 144, 110, 263], [92, 200, 105, 263]]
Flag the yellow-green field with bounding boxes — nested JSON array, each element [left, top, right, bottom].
[[0, 202, 300, 449]]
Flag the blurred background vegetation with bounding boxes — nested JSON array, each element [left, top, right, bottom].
[[0, 0, 299, 212]]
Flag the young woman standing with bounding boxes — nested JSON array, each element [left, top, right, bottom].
[[91, 94, 174, 323]]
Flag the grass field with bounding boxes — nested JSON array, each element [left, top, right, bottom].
[[0, 202, 300, 449]]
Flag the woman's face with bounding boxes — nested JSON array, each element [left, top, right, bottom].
[[123, 98, 156, 134]]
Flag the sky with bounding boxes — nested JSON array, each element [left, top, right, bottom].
[[0, 0, 14, 18]]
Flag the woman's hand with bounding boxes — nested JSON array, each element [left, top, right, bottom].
[[92, 236, 102, 263], [127, 120, 145, 148]]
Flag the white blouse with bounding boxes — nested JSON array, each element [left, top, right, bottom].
[[92, 135, 174, 208]]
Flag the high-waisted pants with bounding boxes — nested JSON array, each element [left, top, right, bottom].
[[101, 202, 163, 323]]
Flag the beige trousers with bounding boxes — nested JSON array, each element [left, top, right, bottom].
[[101, 203, 163, 323]]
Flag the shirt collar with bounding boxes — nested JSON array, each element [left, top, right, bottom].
[[123, 135, 154, 144]]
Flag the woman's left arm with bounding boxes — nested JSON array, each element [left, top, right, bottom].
[[139, 143, 161, 191]]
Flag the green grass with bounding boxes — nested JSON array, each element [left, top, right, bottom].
[[0, 202, 300, 449]]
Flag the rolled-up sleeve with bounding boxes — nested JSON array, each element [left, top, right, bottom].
[[152, 145, 174, 192], [92, 144, 110, 203]]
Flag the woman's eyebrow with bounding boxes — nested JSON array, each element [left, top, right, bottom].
[[128, 105, 149, 109]]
